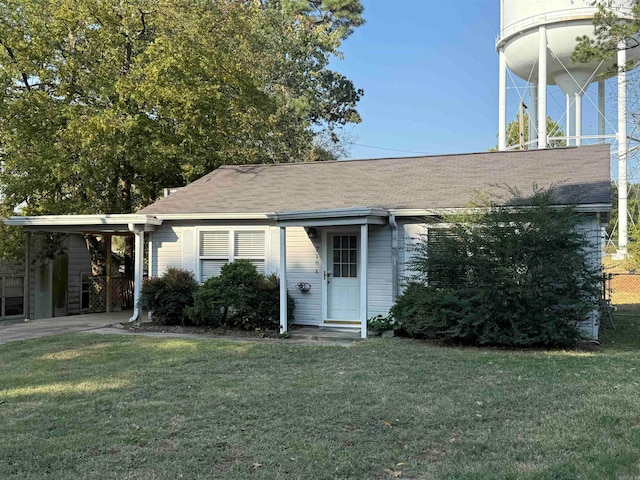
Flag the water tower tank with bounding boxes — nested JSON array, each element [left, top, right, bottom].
[[499, 0, 637, 96]]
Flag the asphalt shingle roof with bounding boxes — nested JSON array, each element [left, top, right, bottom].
[[138, 144, 611, 215]]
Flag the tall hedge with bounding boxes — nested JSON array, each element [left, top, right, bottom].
[[392, 186, 602, 348]]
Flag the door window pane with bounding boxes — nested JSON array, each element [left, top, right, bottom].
[[331, 235, 358, 278]]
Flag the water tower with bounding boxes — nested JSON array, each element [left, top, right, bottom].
[[496, 0, 639, 257]]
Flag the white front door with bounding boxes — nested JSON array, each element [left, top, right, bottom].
[[326, 232, 360, 322]]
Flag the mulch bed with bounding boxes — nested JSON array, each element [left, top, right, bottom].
[[122, 322, 280, 339]]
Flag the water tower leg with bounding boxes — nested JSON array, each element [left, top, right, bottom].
[[498, 48, 507, 151], [529, 84, 538, 148], [616, 42, 628, 258], [566, 93, 573, 146], [598, 80, 605, 143], [538, 26, 547, 149], [575, 92, 582, 147]]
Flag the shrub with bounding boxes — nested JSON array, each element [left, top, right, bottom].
[[366, 314, 397, 334], [187, 260, 294, 330], [394, 186, 601, 348], [390, 283, 469, 341], [138, 268, 199, 325]]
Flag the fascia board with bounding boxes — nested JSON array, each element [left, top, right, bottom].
[[269, 207, 389, 222], [154, 213, 270, 221]]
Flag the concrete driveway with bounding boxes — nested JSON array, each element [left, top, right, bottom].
[[0, 311, 132, 346], [0, 311, 358, 347]]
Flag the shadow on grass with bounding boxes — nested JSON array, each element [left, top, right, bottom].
[[599, 305, 640, 352]]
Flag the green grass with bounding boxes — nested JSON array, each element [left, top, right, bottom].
[[1, 317, 640, 480]]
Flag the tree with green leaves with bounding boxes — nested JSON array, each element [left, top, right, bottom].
[[491, 114, 565, 151], [0, 0, 364, 217], [572, 1, 640, 72]]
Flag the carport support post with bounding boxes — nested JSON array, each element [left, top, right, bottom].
[[279, 226, 287, 334], [360, 224, 368, 339], [105, 234, 112, 313], [24, 231, 31, 321], [128, 225, 144, 323]]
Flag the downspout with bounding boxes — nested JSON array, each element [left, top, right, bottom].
[[128, 224, 145, 323], [389, 213, 399, 301]]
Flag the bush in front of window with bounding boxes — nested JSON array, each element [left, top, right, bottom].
[[138, 268, 199, 325], [391, 186, 601, 348], [188, 260, 294, 330]]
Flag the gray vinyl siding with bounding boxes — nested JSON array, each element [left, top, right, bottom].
[[152, 224, 185, 277], [576, 215, 604, 339], [366, 225, 393, 318], [272, 226, 322, 326], [577, 215, 604, 270]]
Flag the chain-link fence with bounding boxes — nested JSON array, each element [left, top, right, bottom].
[[603, 272, 640, 307]]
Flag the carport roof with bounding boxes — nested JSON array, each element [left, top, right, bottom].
[[2, 214, 161, 234]]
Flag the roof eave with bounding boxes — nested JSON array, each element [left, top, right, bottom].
[[268, 207, 389, 227], [152, 213, 271, 221], [388, 203, 612, 217]]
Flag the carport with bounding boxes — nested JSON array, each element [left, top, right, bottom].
[[3, 215, 162, 322]]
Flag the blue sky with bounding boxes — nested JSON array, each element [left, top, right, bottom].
[[332, 1, 639, 172], [332, 2, 503, 159]]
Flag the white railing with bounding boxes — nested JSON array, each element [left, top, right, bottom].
[[497, 6, 634, 44]]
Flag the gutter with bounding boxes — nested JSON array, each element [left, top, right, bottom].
[[388, 203, 612, 217]]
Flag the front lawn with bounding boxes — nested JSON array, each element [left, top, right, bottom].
[[1, 315, 640, 479]]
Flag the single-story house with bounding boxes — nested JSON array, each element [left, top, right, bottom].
[[4, 144, 611, 337]]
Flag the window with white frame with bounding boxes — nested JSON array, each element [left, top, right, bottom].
[[1, 276, 24, 318], [199, 229, 266, 282]]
